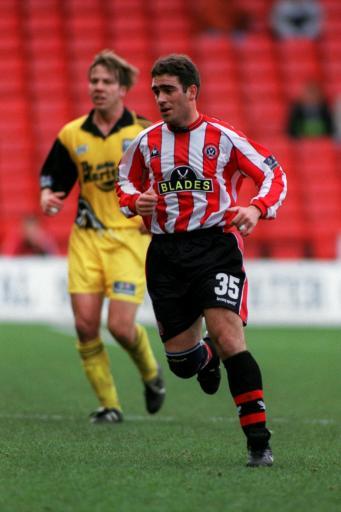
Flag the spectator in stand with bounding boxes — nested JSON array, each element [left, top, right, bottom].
[[271, 0, 323, 39], [287, 81, 334, 138], [2, 214, 59, 256]]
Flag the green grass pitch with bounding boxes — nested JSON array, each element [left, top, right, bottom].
[[0, 323, 340, 512]]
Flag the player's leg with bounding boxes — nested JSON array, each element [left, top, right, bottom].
[[146, 232, 221, 393], [104, 228, 165, 414], [71, 293, 123, 423], [196, 332, 222, 395], [205, 307, 273, 467], [107, 299, 157, 381], [163, 317, 220, 394], [68, 226, 122, 423], [107, 299, 165, 414]]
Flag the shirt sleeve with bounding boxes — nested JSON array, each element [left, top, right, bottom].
[[40, 138, 78, 197], [233, 137, 287, 219], [116, 135, 147, 218]]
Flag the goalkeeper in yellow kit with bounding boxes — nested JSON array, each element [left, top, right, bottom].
[[40, 50, 165, 423]]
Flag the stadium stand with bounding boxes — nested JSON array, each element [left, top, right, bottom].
[[1, 0, 340, 259]]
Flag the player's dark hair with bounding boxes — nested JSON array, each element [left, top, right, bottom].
[[88, 49, 138, 90], [151, 54, 200, 96]]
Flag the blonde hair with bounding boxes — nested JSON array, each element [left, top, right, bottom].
[[88, 49, 138, 90]]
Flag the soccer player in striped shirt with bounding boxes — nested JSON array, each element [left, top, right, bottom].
[[117, 54, 287, 466]]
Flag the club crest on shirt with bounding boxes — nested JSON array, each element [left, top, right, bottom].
[[203, 143, 219, 160], [75, 144, 89, 155], [158, 165, 213, 195], [122, 139, 133, 152]]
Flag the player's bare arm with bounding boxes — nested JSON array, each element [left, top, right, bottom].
[[135, 187, 158, 216], [227, 205, 262, 236], [40, 188, 65, 216]]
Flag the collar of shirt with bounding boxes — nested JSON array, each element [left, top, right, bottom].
[[167, 113, 204, 133], [81, 108, 134, 138]]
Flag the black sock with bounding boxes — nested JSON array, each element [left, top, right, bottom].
[[223, 351, 270, 445]]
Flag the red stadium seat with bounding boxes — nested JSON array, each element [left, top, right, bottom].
[[256, 215, 310, 259], [65, 0, 103, 13], [103, 0, 145, 15], [276, 39, 322, 99], [235, 34, 276, 60], [308, 216, 341, 259], [245, 101, 287, 139], [1, 189, 38, 217], [292, 138, 337, 175], [107, 37, 151, 62], [151, 0, 189, 14], [0, 13, 20, 36], [24, 0, 60, 11], [24, 13, 62, 36], [194, 34, 234, 60], [151, 37, 193, 59], [65, 15, 105, 33], [0, 0, 20, 12], [324, 17, 341, 37], [268, 241, 311, 259], [110, 16, 148, 38]]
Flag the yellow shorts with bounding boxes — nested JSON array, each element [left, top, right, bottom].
[[68, 225, 150, 304]]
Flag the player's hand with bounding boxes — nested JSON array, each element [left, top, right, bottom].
[[227, 205, 262, 236], [40, 189, 65, 216], [136, 187, 158, 216]]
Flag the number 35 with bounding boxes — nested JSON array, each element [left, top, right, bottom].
[[214, 273, 240, 299]]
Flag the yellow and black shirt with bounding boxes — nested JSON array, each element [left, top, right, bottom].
[[40, 108, 150, 229]]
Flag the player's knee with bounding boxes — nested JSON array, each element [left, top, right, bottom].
[[75, 316, 100, 341], [166, 343, 205, 379], [214, 332, 246, 359], [107, 321, 134, 346]]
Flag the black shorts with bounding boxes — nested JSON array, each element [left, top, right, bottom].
[[146, 228, 248, 342]]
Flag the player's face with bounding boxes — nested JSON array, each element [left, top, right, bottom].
[[151, 74, 197, 128], [89, 65, 126, 111]]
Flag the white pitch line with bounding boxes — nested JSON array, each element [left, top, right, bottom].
[[0, 413, 175, 422], [0, 413, 336, 426]]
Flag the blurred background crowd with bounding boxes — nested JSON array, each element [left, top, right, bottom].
[[1, 0, 341, 259]]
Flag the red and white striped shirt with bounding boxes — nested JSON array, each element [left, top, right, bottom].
[[117, 113, 287, 234]]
